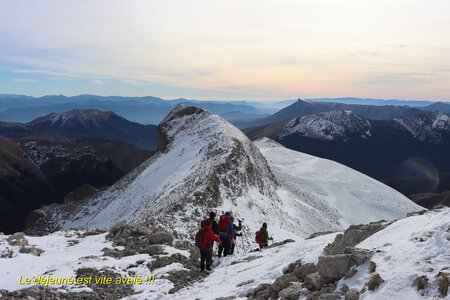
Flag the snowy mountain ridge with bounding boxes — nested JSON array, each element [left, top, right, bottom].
[[31, 106, 282, 247], [394, 111, 450, 143], [30, 106, 420, 250], [280, 110, 372, 141]]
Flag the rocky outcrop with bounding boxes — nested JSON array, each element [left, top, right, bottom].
[[323, 221, 389, 255], [247, 219, 383, 300], [106, 222, 173, 256]]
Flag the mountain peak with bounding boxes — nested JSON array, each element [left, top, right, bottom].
[[296, 98, 316, 105], [281, 110, 371, 141], [29, 109, 120, 128]]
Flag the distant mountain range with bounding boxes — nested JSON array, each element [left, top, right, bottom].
[[0, 109, 158, 150], [0, 94, 273, 125], [245, 110, 450, 198], [1, 94, 449, 128], [241, 99, 429, 128], [309, 97, 435, 107]]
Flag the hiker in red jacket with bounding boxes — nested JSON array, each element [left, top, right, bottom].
[[195, 219, 221, 272], [255, 222, 273, 249]]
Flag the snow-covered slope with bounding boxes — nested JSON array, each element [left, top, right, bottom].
[[280, 110, 372, 141], [32, 106, 421, 249], [255, 138, 421, 228], [394, 111, 450, 143], [3, 209, 448, 299], [339, 207, 450, 299]]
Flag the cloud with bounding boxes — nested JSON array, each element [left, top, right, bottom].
[[362, 72, 442, 86], [91, 79, 104, 84], [13, 68, 78, 78], [12, 78, 36, 82]]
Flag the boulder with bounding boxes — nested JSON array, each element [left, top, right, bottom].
[[344, 268, 358, 279], [19, 246, 44, 256], [367, 273, 384, 291], [7, 232, 28, 247], [249, 283, 272, 299], [76, 267, 97, 278], [438, 273, 449, 297], [106, 222, 174, 255], [148, 253, 187, 270], [278, 282, 303, 300], [304, 272, 322, 291], [109, 221, 128, 237], [305, 283, 338, 300], [412, 275, 428, 290], [80, 228, 106, 238], [318, 293, 342, 300], [272, 273, 298, 292], [144, 244, 164, 255], [368, 261, 377, 273], [318, 254, 352, 282], [345, 288, 360, 300], [102, 248, 123, 258], [293, 263, 318, 281], [149, 231, 173, 245], [283, 259, 302, 274], [317, 293, 342, 300], [344, 247, 373, 265]]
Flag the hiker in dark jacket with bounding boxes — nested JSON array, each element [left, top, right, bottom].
[[229, 218, 242, 255], [217, 212, 232, 257], [255, 222, 273, 249], [196, 220, 221, 272], [208, 211, 218, 235]]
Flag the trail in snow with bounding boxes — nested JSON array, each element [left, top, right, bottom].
[[125, 234, 338, 300]]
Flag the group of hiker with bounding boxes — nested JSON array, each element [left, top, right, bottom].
[[195, 211, 273, 272]]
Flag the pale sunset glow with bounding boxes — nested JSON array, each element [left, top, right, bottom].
[[1, 0, 449, 100]]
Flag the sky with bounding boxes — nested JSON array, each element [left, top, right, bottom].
[[0, 0, 450, 101]]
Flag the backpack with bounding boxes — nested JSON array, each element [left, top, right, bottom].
[[195, 229, 206, 248], [218, 215, 230, 233], [255, 229, 265, 244]]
